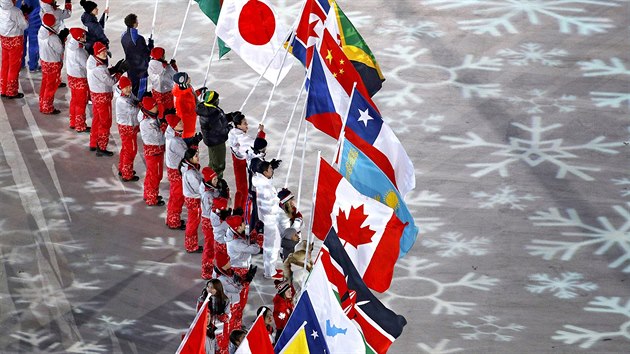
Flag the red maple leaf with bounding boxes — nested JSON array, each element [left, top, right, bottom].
[[335, 205, 376, 248]]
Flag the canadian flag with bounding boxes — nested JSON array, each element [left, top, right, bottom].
[[312, 159, 406, 293], [216, 0, 293, 84]]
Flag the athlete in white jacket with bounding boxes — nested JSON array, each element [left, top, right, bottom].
[[39, 0, 71, 31], [115, 76, 140, 182], [38, 13, 63, 114], [181, 148, 203, 253], [0, 0, 29, 98], [65, 28, 91, 131], [164, 114, 187, 230], [139, 95, 166, 206], [148, 46, 177, 116]]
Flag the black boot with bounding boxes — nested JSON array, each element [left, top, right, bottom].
[[96, 149, 114, 157]]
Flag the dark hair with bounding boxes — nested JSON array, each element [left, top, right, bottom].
[[178, 148, 198, 175], [229, 329, 247, 346], [258, 161, 271, 174], [219, 208, 232, 221], [124, 14, 137, 28], [257, 305, 271, 318], [232, 112, 246, 126], [208, 279, 229, 316]]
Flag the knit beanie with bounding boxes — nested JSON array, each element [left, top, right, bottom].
[[203, 90, 219, 106], [202, 167, 217, 184], [80, 0, 98, 13], [172, 72, 189, 89], [69, 28, 86, 41], [165, 114, 181, 129], [141, 96, 157, 111], [212, 197, 228, 213], [118, 76, 132, 90], [226, 215, 243, 232], [42, 13, 56, 29], [93, 41, 107, 56], [277, 188, 294, 205], [150, 47, 165, 60]]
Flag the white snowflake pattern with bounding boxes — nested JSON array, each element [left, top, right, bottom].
[[507, 89, 576, 114], [378, 19, 444, 41], [9, 329, 107, 353], [526, 204, 630, 272], [552, 296, 630, 348], [418, 339, 463, 354], [590, 92, 630, 109], [441, 116, 623, 180], [134, 237, 196, 277], [87, 315, 137, 337], [498, 43, 568, 67], [612, 178, 630, 197], [454, 316, 525, 341], [578, 58, 630, 110], [526, 272, 598, 299], [422, 0, 623, 36], [383, 257, 499, 315], [85, 177, 147, 216], [471, 186, 540, 210], [422, 232, 490, 257], [388, 111, 445, 134]]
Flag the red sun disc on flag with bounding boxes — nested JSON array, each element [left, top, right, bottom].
[[238, 0, 276, 46]]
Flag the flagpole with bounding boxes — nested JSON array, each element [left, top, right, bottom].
[[173, 0, 193, 59], [283, 94, 309, 188], [300, 151, 321, 291], [331, 82, 357, 166], [275, 75, 306, 161], [203, 34, 218, 88], [150, 0, 160, 39], [296, 123, 308, 210]]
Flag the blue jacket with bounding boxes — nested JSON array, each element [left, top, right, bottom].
[[81, 11, 108, 54], [121, 28, 152, 83]]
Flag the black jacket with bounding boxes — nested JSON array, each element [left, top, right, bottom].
[[197, 103, 230, 147], [81, 12, 108, 54], [121, 28, 152, 84]]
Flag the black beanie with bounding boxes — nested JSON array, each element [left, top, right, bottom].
[[253, 137, 267, 152], [173, 72, 189, 89], [80, 0, 97, 13]]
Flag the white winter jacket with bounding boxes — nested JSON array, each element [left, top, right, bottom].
[[226, 229, 260, 268], [115, 88, 139, 126], [277, 211, 303, 237], [39, 1, 70, 31], [181, 162, 203, 199], [37, 27, 63, 63], [0, 0, 28, 37], [139, 112, 165, 146], [86, 55, 116, 93], [201, 187, 221, 218], [165, 126, 187, 169], [228, 128, 256, 160], [148, 59, 176, 93], [252, 172, 280, 224], [65, 37, 89, 78], [211, 212, 228, 244]]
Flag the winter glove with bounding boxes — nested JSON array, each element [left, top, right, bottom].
[[20, 4, 33, 16], [163, 107, 176, 116], [118, 59, 128, 74], [244, 265, 258, 283], [58, 28, 70, 44], [107, 50, 112, 59], [169, 59, 178, 71], [195, 87, 207, 97], [270, 159, 282, 170], [147, 37, 154, 49], [107, 66, 117, 75], [232, 207, 244, 217]]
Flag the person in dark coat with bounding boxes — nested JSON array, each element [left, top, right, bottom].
[[80, 0, 108, 55], [17, 0, 40, 71], [120, 13, 152, 98], [197, 91, 233, 179]]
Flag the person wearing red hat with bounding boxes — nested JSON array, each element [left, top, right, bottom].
[[39, 0, 72, 31], [164, 113, 187, 229], [148, 46, 177, 117], [0, 0, 30, 98], [225, 214, 260, 330], [199, 167, 225, 279], [37, 13, 63, 114], [277, 188, 302, 261], [210, 197, 230, 276], [139, 95, 166, 206], [87, 41, 125, 155], [65, 27, 91, 131], [115, 75, 140, 181], [181, 147, 203, 253]]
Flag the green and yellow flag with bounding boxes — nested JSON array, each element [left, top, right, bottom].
[[194, 0, 230, 57]]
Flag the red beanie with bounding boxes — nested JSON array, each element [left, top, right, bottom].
[[202, 167, 217, 183], [165, 113, 180, 129], [226, 215, 243, 231], [69, 28, 86, 41], [150, 47, 165, 60], [93, 42, 107, 56], [118, 76, 132, 90], [41, 0, 54, 4], [42, 13, 56, 28], [141, 96, 157, 110], [212, 197, 228, 212]]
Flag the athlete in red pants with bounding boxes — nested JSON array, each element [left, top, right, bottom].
[[200, 168, 224, 279], [164, 114, 187, 229], [115, 76, 140, 181], [0, 0, 29, 99], [148, 47, 177, 117], [65, 28, 90, 132], [38, 14, 63, 114], [181, 148, 203, 253], [139, 96, 166, 206]]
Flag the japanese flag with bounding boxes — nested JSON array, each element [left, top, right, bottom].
[[216, 0, 293, 84]]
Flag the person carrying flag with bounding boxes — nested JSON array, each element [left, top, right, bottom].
[[121, 13, 153, 98]]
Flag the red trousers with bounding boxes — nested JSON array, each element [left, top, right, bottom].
[[90, 92, 114, 150], [201, 217, 215, 279], [117, 124, 138, 180], [144, 145, 165, 205], [68, 76, 89, 131], [0, 35, 23, 96], [39, 61, 62, 113], [229, 267, 250, 331], [214, 242, 229, 270], [211, 313, 230, 354], [184, 197, 201, 252], [152, 90, 174, 118], [166, 167, 184, 228], [232, 154, 248, 211]]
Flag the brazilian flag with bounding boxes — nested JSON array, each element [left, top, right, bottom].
[[194, 0, 230, 58]]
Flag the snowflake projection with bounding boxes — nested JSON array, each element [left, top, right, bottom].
[[9, 329, 107, 353], [71, 255, 127, 275], [612, 178, 630, 197], [507, 89, 576, 114], [135, 237, 196, 277], [422, 232, 490, 257], [526, 204, 630, 272], [382, 257, 499, 315], [552, 297, 630, 348], [497, 43, 568, 67], [471, 186, 540, 210], [454, 316, 525, 341], [39, 197, 84, 219], [422, 0, 623, 36], [418, 339, 463, 354], [578, 58, 630, 110], [85, 177, 146, 216], [379, 45, 502, 107], [144, 325, 189, 341], [441, 116, 623, 180], [387, 110, 445, 135], [12, 125, 82, 160], [405, 190, 446, 208], [590, 92, 630, 109], [378, 19, 444, 41], [525, 272, 598, 299], [86, 315, 137, 337]]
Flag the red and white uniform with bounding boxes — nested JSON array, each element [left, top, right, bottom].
[[200, 186, 221, 278], [0, 0, 28, 97], [226, 228, 260, 330], [228, 129, 265, 211], [37, 26, 63, 113], [65, 36, 89, 130], [182, 160, 203, 252], [164, 126, 186, 228], [148, 58, 176, 117], [86, 55, 116, 150], [211, 211, 229, 271], [273, 294, 294, 335], [115, 88, 140, 180], [39, 0, 71, 31], [252, 172, 282, 278], [139, 110, 166, 205]]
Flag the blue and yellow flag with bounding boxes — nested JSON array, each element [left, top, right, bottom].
[[274, 292, 330, 353]]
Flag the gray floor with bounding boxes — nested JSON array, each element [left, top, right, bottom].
[[1, 0, 629, 353]]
